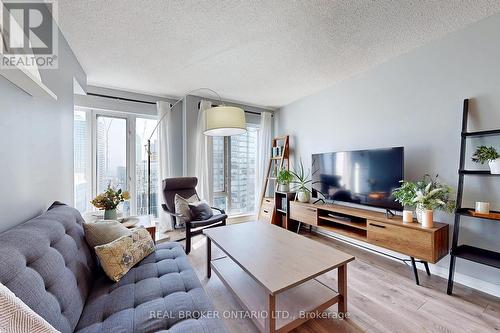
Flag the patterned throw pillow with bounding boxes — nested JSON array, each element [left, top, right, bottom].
[[174, 193, 199, 228], [0, 282, 59, 333], [94, 228, 155, 282]]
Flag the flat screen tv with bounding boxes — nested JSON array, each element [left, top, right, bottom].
[[311, 147, 404, 211]]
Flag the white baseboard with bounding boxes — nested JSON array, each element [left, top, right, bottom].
[[314, 228, 500, 298]]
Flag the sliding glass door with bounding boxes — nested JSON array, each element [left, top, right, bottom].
[[74, 110, 158, 218]]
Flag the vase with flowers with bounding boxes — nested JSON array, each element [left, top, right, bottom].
[[91, 186, 130, 220]]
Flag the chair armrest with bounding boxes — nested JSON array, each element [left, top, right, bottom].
[[161, 204, 182, 218], [211, 206, 225, 214]]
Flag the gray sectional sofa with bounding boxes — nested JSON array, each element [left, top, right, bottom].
[[0, 202, 226, 333]]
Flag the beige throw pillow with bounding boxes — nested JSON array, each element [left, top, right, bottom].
[[0, 282, 60, 333], [174, 193, 199, 228], [83, 220, 132, 248], [94, 227, 155, 282]]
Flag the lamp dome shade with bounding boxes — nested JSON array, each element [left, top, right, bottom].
[[204, 106, 247, 136]]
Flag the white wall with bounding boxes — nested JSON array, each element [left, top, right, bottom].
[[276, 13, 500, 295], [0, 31, 87, 232]]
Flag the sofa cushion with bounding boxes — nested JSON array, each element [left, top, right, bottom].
[[0, 202, 96, 333], [83, 220, 132, 248], [75, 242, 226, 333]]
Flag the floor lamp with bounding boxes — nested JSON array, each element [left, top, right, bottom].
[[146, 88, 246, 215]]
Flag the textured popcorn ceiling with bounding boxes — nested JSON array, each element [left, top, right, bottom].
[[57, 0, 500, 108]]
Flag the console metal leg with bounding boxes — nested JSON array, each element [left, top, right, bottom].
[[423, 261, 431, 276], [447, 255, 456, 295], [296, 222, 301, 234], [206, 237, 211, 279], [410, 257, 420, 285]]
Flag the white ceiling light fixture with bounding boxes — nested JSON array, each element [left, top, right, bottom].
[[204, 105, 246, 136]]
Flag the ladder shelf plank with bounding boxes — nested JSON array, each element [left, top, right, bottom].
[[462, 129, 500, 137], [452, 245, 500, 269], [458, 170, 500, 175]]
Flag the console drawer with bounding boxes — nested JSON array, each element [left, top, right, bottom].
[[290, 202, 317, 225], [367, 220, 433, 262]]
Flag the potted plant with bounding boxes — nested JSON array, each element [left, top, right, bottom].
[[290, 159, 312, 203], [276, 169, 294, 192], [91, 186, 130, 220], [472, 145, 500, 174], [392, 175, 455, 228], [392, 180, 417, 223]]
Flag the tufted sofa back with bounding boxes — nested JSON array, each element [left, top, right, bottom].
[[0, 202, 96, 333]]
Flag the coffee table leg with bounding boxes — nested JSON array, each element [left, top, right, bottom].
[[265, 293, 276, 333], [338, 264, 347, 315], [206, 237, 211, 278]]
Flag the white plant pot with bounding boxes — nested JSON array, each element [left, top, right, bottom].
[[421, 210, 434, 229], [415, 206, 423, 223], [297, 191, 310, 203], [278, 183, 289, 192], [489, 159, 500, 174]]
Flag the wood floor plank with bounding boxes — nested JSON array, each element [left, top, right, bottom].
[[183, 227, 500, 333]]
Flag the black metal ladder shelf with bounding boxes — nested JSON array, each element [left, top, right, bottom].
[[447, 99, 500, 295]]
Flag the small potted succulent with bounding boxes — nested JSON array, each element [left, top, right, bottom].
[[472, 146, 500, 174], [290, 159, 312, 203], [392, 175, 455, 228], [91, 186, 130, 220], [276, 169, 294, 192]]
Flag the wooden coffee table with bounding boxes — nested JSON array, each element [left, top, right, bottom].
[[204, 222, 354, 333]]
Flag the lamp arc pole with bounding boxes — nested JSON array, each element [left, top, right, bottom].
[[146, 88, 224, 215]]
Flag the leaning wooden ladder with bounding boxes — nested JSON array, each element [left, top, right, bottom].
[[258, 135, 290, 224]]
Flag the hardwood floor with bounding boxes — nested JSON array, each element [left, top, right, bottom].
[[184, 226, 500, 333]]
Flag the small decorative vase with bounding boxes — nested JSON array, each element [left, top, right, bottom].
[[415, 205, 424, 224], [402, 210, 414, 223], [278, 183, 289, 192], [104, 208, 117, 220], [422, 210, 434, 228], [475, 201, 490, 214], [488, 159, 500, 174], [297, 191, 310, 203]]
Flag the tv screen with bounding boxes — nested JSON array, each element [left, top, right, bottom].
[[311, 147, 404, 211]]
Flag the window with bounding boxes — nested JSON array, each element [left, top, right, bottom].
[[212, 124, 259, 215], [96, 115, 129, 215], [73, 110, 158, 218], [74, 110, 91, 213], [135, 118, 159, 217]]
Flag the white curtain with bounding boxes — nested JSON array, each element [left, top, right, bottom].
[[255, 112, 273, 210], [157, 101, 173, 232], [195, 100, 213, 203]]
